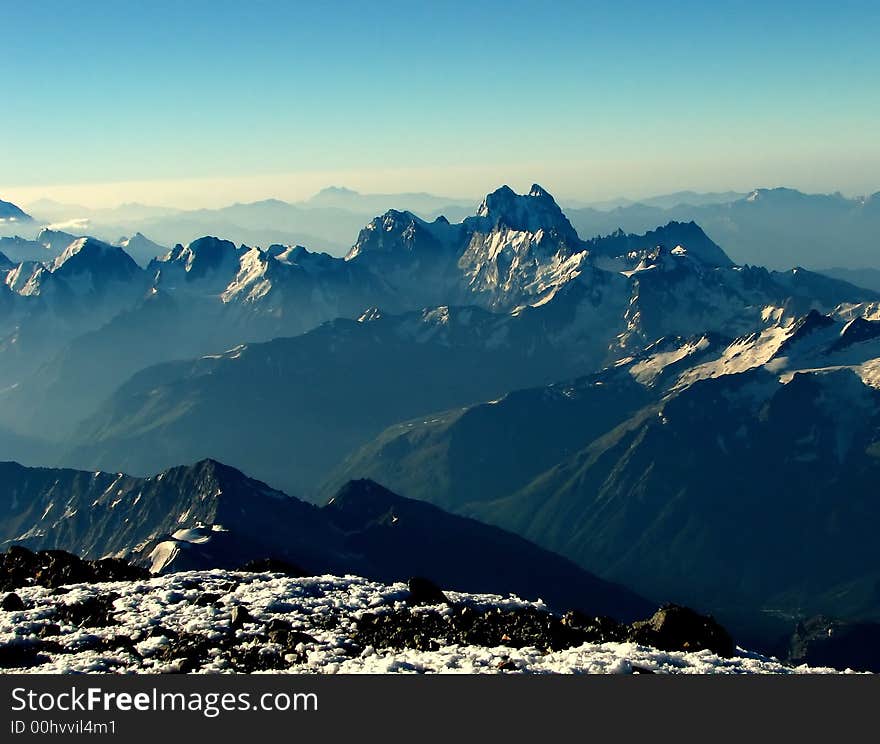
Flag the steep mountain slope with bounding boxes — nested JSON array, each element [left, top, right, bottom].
[[0, 460, 651, 621], [63, 302, 620, 496], [0, 199, 32, 226], [0, 229, 80, 265], [0, 458, 342, 574], [61, 243, 877, 500], [326, 309, 880, 643], [325, 479, 650, 621], [468, 366, 880, 631], [324, 374, 655, 510], [0, 236, 152, 392]]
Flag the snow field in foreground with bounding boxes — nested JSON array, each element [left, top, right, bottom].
[[0, 571, 845, 674]]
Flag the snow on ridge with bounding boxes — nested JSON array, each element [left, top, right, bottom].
[[0, 571, 847, 675]]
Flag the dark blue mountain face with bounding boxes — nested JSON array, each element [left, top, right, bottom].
[[0, 459, 651, 622]]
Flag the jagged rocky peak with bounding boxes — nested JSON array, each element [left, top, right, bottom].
[[346, 209, 456, 260], [588, 220, 733, 268], [266, 244, 310, 262], [155, 457, 279, 499], [155, 236, 243, 280], [473, 183, 580, 242], [50, 236, 140, 279], [831, 316, 880, 352], [36, 228, 79, 254]]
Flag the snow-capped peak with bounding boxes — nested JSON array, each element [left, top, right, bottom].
[[472, 184, 578, 241], [50, 237, 139, 278]]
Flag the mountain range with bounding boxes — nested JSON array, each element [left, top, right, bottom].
[[2, 185, 872, 492], [1, 183, 880, 654], [0, 458, 649, 622], [327, 307, 880, 645], [5, 185, 879, 276], [566, 188, 880, 272]]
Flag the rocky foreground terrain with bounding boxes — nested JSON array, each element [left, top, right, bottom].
[[0, 548, 845, 674]]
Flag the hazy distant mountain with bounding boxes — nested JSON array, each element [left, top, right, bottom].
[[60, 248, 874, 500], [21, 191, 474, 256], [306, 186, 473, 217], [0, 228, 77, 264], [567, 187, 880, 271], [117, 232, 167, 266], [62, 303, 614, 496], [16, 186, 880, 273], [0, 198, 32, 226], [0, 184, 867, 493], [819, 267, 880, 293], [26, 199, 180, 225], [0, 233, 154, 400], [573, 190, 748, 211]]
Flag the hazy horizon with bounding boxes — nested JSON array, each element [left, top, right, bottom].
[[3, 0, 878, 211], [3, 175, 877, 215]]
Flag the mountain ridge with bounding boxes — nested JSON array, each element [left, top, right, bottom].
[[0, 458, 651, 621]]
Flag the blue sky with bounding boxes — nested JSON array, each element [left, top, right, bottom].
[[2, 0, 878, 206]]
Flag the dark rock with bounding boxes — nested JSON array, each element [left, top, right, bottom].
[[156, 633, 215, 673], [56, 593, 119, 628], [90, 558, 150, 583], [0, 639, 52, 669], [237, 558, 308, 576], [230, 605, 253, 630], [148, 625, 179, 640], [194, 592, 221, 607], [227, 644, 290, 672], [154, 628, 299, 673], [353, 604, 598, 653], [37, 623, 61, 638], [629, 604, 735, 658], [266, 617, 292, 633], [103, 634, 142, 657], [0, 547, 149, 591], [562, 610, 628, 643], [288, 630, 318, 645], [787, 615, 880, 673], [406, 577, 449, 605], [1, 592, 25, 611]]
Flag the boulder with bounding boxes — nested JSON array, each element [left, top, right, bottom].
[[230, 605, 253, 630], [1, 592, 25, 612], [629, 604, 735, 657], [56, 593, 119, 628], [406, 576, 449, 605]]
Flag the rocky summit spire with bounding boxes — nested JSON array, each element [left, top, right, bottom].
[[472, 184, 579, 241]]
